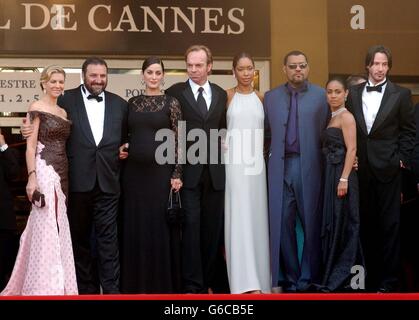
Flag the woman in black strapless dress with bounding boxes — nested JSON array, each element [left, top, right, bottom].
[[320, 77, 364, 292]]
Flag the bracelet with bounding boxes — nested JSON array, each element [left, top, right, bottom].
[[339, 177, 348, 182], [28, 170, 36, 177]]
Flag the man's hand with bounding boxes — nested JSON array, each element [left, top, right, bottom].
[[171, 178, 183, 193], [119, 143, 129, 160], [21, 113, 34, 139], [352, 156, 358, 171], [0, 128, 6, 146]]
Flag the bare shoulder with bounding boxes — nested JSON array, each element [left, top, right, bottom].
[[340, 110, 356, 127], [57, 106, 68, 119], [255, 90, 264, 103], [341, 110, 355, 122], [226, 88, 235, 100], [226, 88, 235, 108], [28, 100, 43, 112]]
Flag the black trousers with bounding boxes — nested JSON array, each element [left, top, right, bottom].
[[181, 166, 225, 293], [68, 183, 120, 294], [0, 230, 18, 291], [358, 165, 401, 291]]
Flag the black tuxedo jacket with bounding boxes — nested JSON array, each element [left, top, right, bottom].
[[0, 147, 19, 230], [411, 103, 419, 182], [347, 80, 415, 183], [166, 81, 227, 190], [58, 85, 128, 194]]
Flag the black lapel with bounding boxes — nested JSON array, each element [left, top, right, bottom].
[[351, 84, 368, 135], [98, 91, 111, 147], [370, 81, 399, 134], [182, 81, 203, 118], [207, 82, 220, 120], [75, 85, 96, 145]]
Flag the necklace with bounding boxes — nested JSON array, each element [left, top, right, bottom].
[[234, 86, 254, 94], [331, 107, 347, 118]]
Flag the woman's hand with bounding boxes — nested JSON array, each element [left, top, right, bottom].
[[119, 143, 129, 160], [171, 178, 183, 192], [337, 180, 348, 198], [26, 174, 38, 202]]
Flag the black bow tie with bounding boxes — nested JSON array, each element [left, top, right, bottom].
[[366, 81, 387, 93], [87, 94, 103, 102]]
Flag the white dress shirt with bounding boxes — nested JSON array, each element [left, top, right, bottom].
[[189, 79, 212, 110], [81, 86, 105, 146], [362, 78, 387, 134]]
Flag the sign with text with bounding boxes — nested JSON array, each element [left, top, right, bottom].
[[0, 0, 270, 57], [0, 72, 80, 112], [0, 71, 239, 113]]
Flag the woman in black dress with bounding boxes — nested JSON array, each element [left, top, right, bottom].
[[320, 77, 364, 291], [119, 57, 182, 293]]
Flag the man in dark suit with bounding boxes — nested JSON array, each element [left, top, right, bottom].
[[58, 57, 127, 294], [347, 45, 416, 292], [166, 45, 227, 293], [412, 103, 419, 194], [0, 129, 20, 290], [22, 57, 127, 293], [264, 51, 329, 292]]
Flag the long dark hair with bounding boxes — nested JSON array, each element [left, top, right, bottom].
[[142, 56, 165, 73]]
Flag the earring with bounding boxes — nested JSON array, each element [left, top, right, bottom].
[[161, 79, 165, 87], [141, 79, 145, 86], [43, 88, 46, 94]]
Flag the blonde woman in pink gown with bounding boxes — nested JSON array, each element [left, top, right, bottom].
[[1, 66, 78, 295]]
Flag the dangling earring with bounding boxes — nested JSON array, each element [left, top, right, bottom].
[[160, 79, 165, 93], [140, 79, 145, 95], [43, 88, 46, 94], [61, 91, 65, 96]]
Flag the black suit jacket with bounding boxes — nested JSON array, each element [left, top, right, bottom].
[[166, 81, 227, 190], [411, 103, 419, 182], [0, 147, 19, 230], [347, 80, 415, 183], [58, 85, 128, 194]]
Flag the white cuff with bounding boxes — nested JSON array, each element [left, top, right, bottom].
[[0, 144, 8, 152]]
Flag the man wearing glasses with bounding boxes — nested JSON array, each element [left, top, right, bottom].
[[264, 51, 329, 292]]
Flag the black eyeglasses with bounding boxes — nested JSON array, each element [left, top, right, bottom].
[[287, 63, 308, 70]]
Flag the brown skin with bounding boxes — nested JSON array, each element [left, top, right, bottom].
[[283, 54, 309, 89], [326, 80, 357, 198]]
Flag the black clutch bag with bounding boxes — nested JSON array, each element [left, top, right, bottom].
[[32, 189, 46, 208], [167, 189, 184, 225]]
